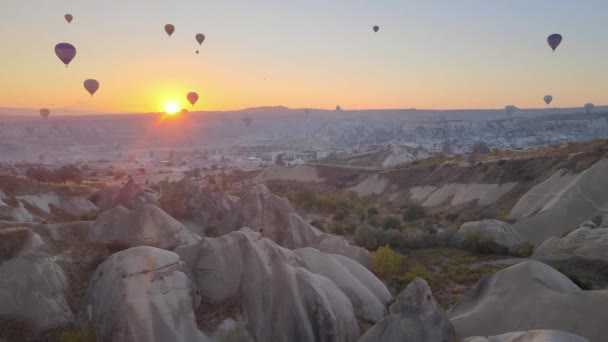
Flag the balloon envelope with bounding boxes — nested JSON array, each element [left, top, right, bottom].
[[54, 43, 77, 66], [40, 108, 50, 118], [544, 95, 553, 105], [196, 33, 205, 45], [585, 103, 595, 114], [547, 34, 562, 52], [187, 92, 199, 106], [84, 79, 100, 96], [373, 25, 379, 33], [65, 14, 73, 23], [165, 24, 175, 36]]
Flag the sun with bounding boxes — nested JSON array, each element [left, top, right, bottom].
[[164, 103, 180, 115]]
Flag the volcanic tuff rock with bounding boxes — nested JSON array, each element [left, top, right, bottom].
[[78, 246, 206, 342], [176, 229, 364, 342], [447, 260, 608, 341], [359, 277, 456, 342], [87, 204, 199, 250]]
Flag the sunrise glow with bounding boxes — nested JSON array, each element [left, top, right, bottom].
[[164, 103, 179, 115]]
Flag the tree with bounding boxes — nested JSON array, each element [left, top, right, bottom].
[[472, 142, 491, 155], [355, 225, 378, 250], [275, 153, 285, 166], [371, 246, 402, 280], [403, 204, 426, 221], [367, 207, 379, 217], [54, 165, 83, 184], [381, 216, 401, 231], [292, 187, 316, 210], [193, 167, 201, 180]]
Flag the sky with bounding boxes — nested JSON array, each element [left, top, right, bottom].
[[0, 0, 606, 113]]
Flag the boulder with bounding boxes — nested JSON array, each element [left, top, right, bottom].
[[217, 185, 318, 249], [456, 220, 524, 253], [464, 330, 589, 342], [16, 193, 99, 220], [533, 227, 608, 263], [0, 255, 75, 333], [0, 227, 44, 260], [359, 278, 456, 342], [78, 246, 205, 342], [0, 205, 33, 223], [87, 204, 199, 250], [176, 229, 361, 342], [447, 260, 608, 341], [317, 235, 371, 267], [294, 247, 390, 323], [91, 178, 158, 212]]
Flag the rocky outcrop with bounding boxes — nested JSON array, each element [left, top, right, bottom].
[[91, 179, 158, 212], [0, 255, 75, 333], [464, 330, 589, 342], [16, 193, 99, 220], [254, 165, 322, 183], [317, 235, 371, 267], [87, 204, 199, 250], [455, 220, 524, 253], [0, 205, 34, 223], [512, 160, 608, 244], [79, 246, 205, 342], [447, 260, 608, 341], [176, 229, 361, 342], [533, 227, 608, 263], [359, 277, 455, 342], [217, 185, 320, 249], [0, 227, 44, 260], [294, 247, 391, 323]]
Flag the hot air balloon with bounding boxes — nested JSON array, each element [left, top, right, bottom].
[[585, 103, 595, 114], [544, 95, 553, 105], [40, 108, 50, 119], [547, 34, 562, 52], [54, 43, 77, 67], [165, 24, 175, 37], [187, 92, 199, 106], [373, 25, 379, 33], [181, 108, 189, 115], [196, 33, 205, 45], [64, 14, 73, 24], [84, 79, 99, 96]]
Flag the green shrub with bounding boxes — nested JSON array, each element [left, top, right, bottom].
[[292, 187, 316, 210], [515, 242, 535, 257], [332, 208, 349, 222], [403, 204, 426, 221], [381, 216, 401, 231], [355, 225, 378, 250], [58, 327, 96, 342], [371, 246, 402, 280], [462, 232, 500, 255], [397, 265, 435, 290], [367, 207, 379, 217], [329, 222, 345, 235], [385, 229, 408, 249]]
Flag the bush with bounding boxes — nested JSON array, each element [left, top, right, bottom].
[[329, 222, 344, 235], [381, 216, 401, 231], [385, 229, 408, 249], [515, 242, 535, 257], [367, 207, 379, 217], [310, 219, 325, 232], [403, 204, 426, 221], [462, 232, 500, 255], [292, 187, 316, 210], [355, 225, 378, 250], [332, 208, 349, 222], [371, 246, 402, 280]]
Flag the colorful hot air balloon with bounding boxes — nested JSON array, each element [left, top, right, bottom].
[[165, 24, 175, 37], [373, 25, 379, 33], [544, 95, 553, 105], [547, 34, 562, 52], [65, 14, 73, 24], [196, 33, 205, 45], [585, 103, 595, 114], [84, 79, 99, 96], [40, 108, 50, 119], [187, 92, 199, 106], [54, 43, 76, 67], [505, 105, 517, 118], [181, 108, 189, 115]]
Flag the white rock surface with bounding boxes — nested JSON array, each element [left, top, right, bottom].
[[0, 255, 75, 333], [418, 183, 516, 207], [464, 330, 590, 342], [348, 174, 389, 196], [17, 193, 99, 218], [317, 235, 371, 267], [254, 165, 322, 183], [79, 246, 206, 342], [176, 229, 361, 342], [87, 204, 199, 250], [294, 247, 390, 323], [533, 227, 608, 263], [359, 278, 455, 342], [447, 260, 608, 341]]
